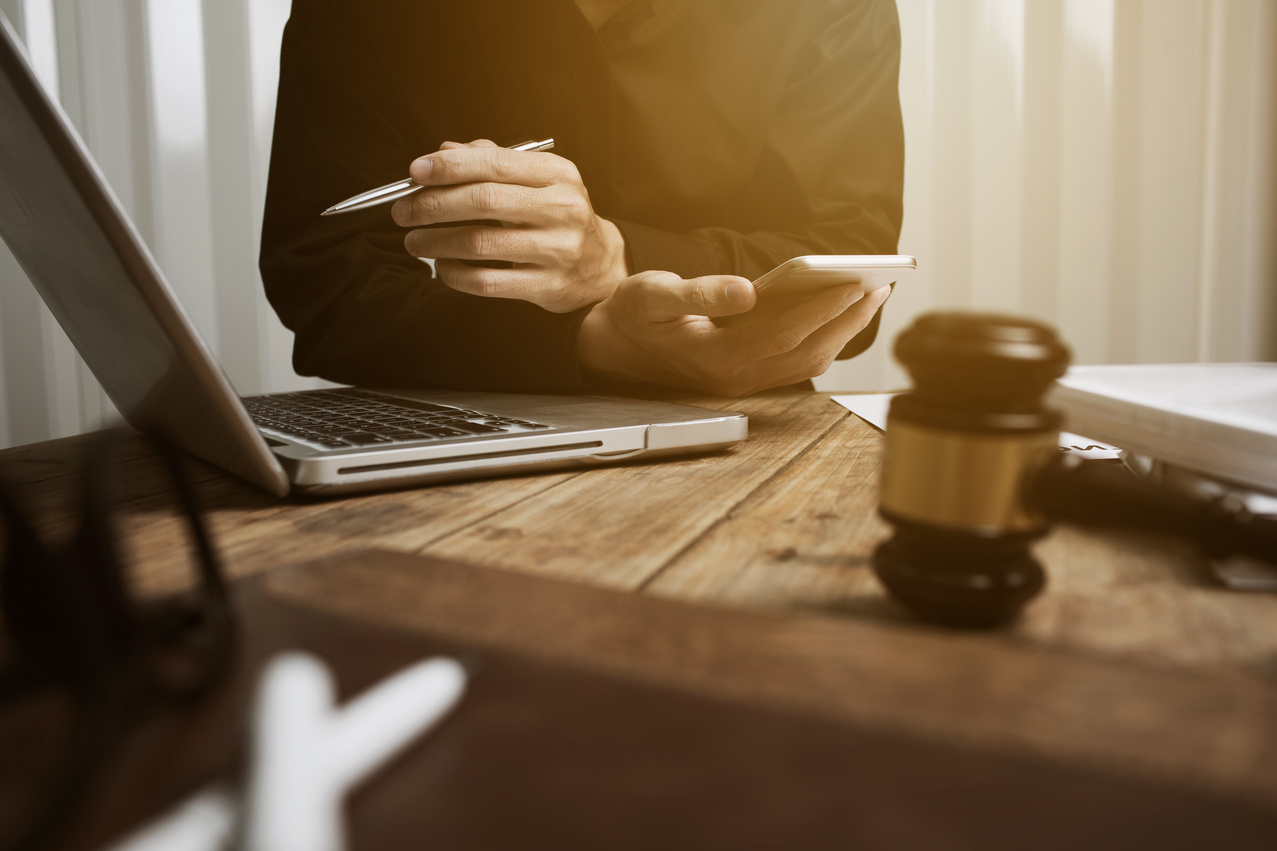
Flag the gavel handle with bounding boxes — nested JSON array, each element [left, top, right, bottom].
[[1028, 456, 1277, 564]]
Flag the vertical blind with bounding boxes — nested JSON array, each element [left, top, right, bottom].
[[0, 0, 308, 450], [827, 0, 1277, 393], [0, 0, 1273, 449]]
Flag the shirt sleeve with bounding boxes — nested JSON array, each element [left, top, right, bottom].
[[258, 0, 592, 394]]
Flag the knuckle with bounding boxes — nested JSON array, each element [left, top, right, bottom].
[[622, 270, 664, 298], [763, 327, 807, 358], [644, 270, 680, 287], [554, 156, 580, 179], [474, 182, 503, 215], [418, 191, 444, 219], [430, 154, 455, 182], [553, 157, 584, 188], [565, 194, 591, 222], [434, 259, 461, 286], [688, 279, 714, 313], [799, 351, 833, 377], [470, 268, 502, 298], [463, 228, 499, 258], [818, 345, 840, 369], [559, 229, 587, 262], [491, 150, 517, 180]]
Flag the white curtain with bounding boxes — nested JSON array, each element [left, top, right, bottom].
[[0, 0, 1273, 448], [822, 0, 1277, 391], [0, 0, 306, 450]]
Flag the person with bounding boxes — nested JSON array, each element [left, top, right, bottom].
[[260, 0, 904, 397]]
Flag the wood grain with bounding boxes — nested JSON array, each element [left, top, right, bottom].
[[265, 549, 1277, 808], [1020, 524, 1277, 676], [645, 407, 1277, 678], [644, 406, 894, 613], [2, 392, 1277, 742], [419, 391, 845, 588]]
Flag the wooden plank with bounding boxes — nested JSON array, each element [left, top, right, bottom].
[[264, 549, 1277, 808], [0, 430, 156, 487], [0, 432, 228, 548], [420, 392, 845, 589], [1021, 523, 1277, 677], [644, 400, 892, 612], [122, 469, 581, 595], [8, 395, 1277, 679], [0, 426, 580, 595], [650, 400, 1277, 677]]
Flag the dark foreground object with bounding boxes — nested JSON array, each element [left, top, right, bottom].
[[4, 555, 1276, 851]]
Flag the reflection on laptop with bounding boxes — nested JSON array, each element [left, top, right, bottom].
[[0, 13, 746, 497]]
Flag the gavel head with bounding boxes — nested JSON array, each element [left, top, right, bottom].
[[872, 312, 1071, 627]]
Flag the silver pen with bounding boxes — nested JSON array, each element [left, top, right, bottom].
[[320, 138, 555, 216]]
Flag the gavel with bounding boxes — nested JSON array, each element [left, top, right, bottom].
[[872, 312, 1277, 627]]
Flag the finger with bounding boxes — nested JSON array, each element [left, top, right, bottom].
[[405, 223, 537, 264], [622, 273, 754, 322], [734, 284, 866, 361], [393, 181, 544, 227], [747, 285, 891, 386], [434, 260, 577, 312], [408, 145, 572, 189], [699, 288, 883, 396], [463, 139, 500, 148], [433, 259, 527, 299], [792, 286, 889, 361], [437, 141, 472, 150]]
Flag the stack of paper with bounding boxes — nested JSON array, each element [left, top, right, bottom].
[[830, 394, 1123, 461], [1050, 364, 1277, 495]]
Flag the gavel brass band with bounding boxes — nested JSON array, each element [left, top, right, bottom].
[[879, 417, 1057, 535]]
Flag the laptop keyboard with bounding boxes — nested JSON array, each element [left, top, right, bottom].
[[243, 388, 552, 450]]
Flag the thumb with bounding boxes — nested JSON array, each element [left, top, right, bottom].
[[627, 272, 755, 321]]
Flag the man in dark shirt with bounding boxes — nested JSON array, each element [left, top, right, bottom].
[[260, 0, 904, 396]]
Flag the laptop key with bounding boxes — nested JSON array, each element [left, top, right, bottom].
[[446, 421, 505, 435], [335, 432, 395, 446], [421, 427, 466, 437]]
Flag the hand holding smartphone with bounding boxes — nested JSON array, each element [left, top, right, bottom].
[[715, 255, 916, 327]]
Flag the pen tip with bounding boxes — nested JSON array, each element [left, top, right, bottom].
[[320, 208, 335, 217]]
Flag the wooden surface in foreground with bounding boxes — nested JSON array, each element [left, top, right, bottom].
[[4, 390, 1277, 806]]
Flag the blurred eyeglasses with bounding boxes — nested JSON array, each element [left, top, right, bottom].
[[0, 431, 234, 851]]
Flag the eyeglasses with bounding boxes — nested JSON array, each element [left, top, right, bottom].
[[0, 430, 235, 851]]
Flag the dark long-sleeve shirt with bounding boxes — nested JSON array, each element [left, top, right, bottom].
[[260, 0, 904, 393]]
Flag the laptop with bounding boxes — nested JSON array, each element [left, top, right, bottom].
[[0, 14, 746, 497]]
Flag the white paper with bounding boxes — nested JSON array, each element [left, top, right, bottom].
[[830, 394, 1123, 460]]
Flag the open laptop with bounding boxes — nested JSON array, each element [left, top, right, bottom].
[[0, 14, 746, 497]]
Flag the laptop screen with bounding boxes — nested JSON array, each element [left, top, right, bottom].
[[0, 15, 286, 493]]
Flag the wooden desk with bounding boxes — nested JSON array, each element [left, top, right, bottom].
[[5, 390, 1277, 817]]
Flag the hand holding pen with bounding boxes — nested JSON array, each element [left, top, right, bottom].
[[326, 138, 630, 314]]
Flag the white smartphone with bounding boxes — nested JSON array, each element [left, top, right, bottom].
[[717, 254, 916, 326]]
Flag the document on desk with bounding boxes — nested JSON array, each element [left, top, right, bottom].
[[1052, 363, 1277, 493], [830, 394, 1123, 460]]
